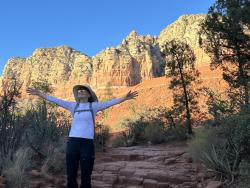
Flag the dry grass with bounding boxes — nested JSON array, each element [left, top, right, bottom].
[[3, 147, 32, 188]]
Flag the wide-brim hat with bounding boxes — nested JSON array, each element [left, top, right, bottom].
[[73, 84, 98, 102]]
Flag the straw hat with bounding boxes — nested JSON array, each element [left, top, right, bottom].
[[73, 84, 98, 102]]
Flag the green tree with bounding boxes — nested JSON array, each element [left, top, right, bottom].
[[162, 40, 200, 134], [0, 76, 25, 173], [202, 88, 232, 125], [25, 78, 68, 158], [199, 0, 250, 109]]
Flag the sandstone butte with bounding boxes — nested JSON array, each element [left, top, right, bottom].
[[0, 14, 228, 132]]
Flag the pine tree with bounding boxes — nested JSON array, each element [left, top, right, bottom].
[[199, 0, 250, 109], [162, 40, 200, 134]]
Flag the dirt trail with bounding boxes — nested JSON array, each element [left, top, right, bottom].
[[91, 142, 219, 188], [5, 141, 223, 188]]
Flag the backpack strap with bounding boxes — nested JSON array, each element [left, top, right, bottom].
[[73, 102, 96, 136], [73, 102, 80, 115], [89, 102, 95, 126], [75, 109, 92, 113], [90, 102, 96, 140]]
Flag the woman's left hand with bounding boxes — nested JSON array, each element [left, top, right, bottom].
[[123, 90, 138, 101]]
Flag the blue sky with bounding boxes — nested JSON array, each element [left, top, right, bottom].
[[0, 0, 215, 75]]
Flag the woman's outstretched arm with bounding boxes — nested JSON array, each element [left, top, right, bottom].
[[93, 90, 138, 112], [26, 87, 73, 111], [26, 87, 48, 99]]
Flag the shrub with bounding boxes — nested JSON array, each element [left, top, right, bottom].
[[203, 88, 232, 126], [123, 119, 149, 145], [120, 105, 170, 145], [112, 134, 127, 148], [41, 137, 67, 175], [164, 125, 187, 143], [120, 106, 189, 146], [23, 104, 69, 159], [187, 127, 221, 163], [239, 160, 250, 177], [0, 78, 27, 174], [144, 121, 165, 144], [3, 147, 32, 188], [22, 78, 69, 160], [94, 123, 110, 151], [202, 145, 236, 180], [188, 108, 250, 181]]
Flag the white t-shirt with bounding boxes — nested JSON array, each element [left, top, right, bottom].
[[45, 95, 123, 139]]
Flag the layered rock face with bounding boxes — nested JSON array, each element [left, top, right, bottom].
[[1, 34, 165, 92], [1, 14, 210, 94], [91, 30, 165, 88], [158, 14, 210, 66], [2, 46, 92, 94]]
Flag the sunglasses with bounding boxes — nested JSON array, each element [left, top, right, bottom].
[[78, 89, 87, 92], [78, 88, 90, 93]]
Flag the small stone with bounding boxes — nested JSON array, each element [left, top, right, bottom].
[[205, 180, 223, 188], [117, 176, 126, 184], [157, 182, 171, 188], [127, 177, 143, 185], [143, 179, 158, 188], [92, 172, 104, 181], [28, 169, 41, 177], [30, 180, 46, 187], [185, 156, 193, 163], [119, 168, 135, 176], [102, 173, 118, 184], [92, 180, 112, 188]]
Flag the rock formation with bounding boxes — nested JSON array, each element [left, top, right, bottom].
[[91, 30, 165, 88], [0, 14, 210, 96], [158, 14, 210, 66]]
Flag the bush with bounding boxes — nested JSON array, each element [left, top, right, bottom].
[[188, 108, 250, 181], [23, 104, 69, 159], [202, 145, 236, 180], [120, 105, 171, 146], [203, 88, 232, 126], [0, 78, 29, 174], [41, 137, 67, 175], [126, 120, 149, 145], [0, 78, 70, 186], [119, 106, 190, 146], [94, 123, 110, 151], [112, 133, 127, 148], [3, 147, 32, 188], [164, 125, 187, 143], [144, 121, 165, 144], [187, 127, 221, 163]]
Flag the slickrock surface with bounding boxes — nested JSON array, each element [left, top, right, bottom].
[[25, 142, 222, 188], [91, 142, 212, 188]]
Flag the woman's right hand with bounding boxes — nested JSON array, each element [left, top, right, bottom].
[[26, 87, 43, 97]]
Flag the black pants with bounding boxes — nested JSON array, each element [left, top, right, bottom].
[[66, 137, 95, 188]]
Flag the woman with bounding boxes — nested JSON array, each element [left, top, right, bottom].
[[26, 84, 138, 188]]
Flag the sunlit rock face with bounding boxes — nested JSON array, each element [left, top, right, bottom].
[[158, 14, 210, 67], [1, 14, 211, 94], [91, 30, 165, 88]]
